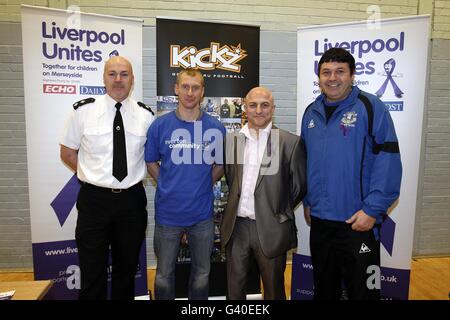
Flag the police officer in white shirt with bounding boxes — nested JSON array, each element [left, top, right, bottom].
[[60, 56, 154, 300]]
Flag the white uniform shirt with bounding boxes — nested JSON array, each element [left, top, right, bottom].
[[60, 94, 154, 188], [237, 122, 272, 220]]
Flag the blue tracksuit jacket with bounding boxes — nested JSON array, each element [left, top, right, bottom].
[[300, 86, 402, 224]]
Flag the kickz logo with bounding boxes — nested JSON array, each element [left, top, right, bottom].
[[170, 42, 247, 72]]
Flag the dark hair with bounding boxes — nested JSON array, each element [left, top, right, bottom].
[[318, 48, 355, 76]]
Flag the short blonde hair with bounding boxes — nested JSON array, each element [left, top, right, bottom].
[[176, 68, 205, 87]]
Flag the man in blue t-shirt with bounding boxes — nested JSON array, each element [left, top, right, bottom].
[[145, 68, 226, 300]]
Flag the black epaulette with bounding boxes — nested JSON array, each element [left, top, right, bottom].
[[137, 101, 155, 115], [73, 97, 95, 110]]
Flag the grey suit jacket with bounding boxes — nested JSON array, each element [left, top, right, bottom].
[[221, 125, 307, 258]]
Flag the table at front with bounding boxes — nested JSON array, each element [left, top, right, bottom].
[[0, 280, 53, 300]]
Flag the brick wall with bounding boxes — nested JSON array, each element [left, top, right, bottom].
[[415, 38, 450, 256], [0, 22, 31, 268], [3, 1, 447, 37]]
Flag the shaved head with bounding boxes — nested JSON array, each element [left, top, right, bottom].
[[245, 86, 274, 104], [104, 56, 133, 76], [103, 56, 134, 102], [244, 86, 275, 131]]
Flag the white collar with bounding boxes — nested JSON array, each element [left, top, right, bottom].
[[239, 121, 272, 141], [104, 94, 131, 113]]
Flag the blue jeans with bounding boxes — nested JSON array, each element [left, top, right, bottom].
[[153, 217, 214, 300]]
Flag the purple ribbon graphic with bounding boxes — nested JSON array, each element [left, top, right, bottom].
[[380, 215, 396, 256], [375, 58, 403, 98], [50, 174, 80, 227], [109, 50, 119, 57]]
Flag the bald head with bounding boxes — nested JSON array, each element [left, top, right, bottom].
[[244, 86, 275, 131], [103, 56, 134, 102], [104, 56, 133, 75], [246, 86, 274, 104]]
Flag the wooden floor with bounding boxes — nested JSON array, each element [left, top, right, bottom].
[[408, 257, 450, 300], [1, 257, 449, 300]]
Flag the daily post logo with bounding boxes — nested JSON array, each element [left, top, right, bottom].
[[170, 42, 247, 72], [79, 85, 106, 95]]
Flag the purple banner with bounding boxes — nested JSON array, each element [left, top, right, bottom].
[[291, 253, 411, 300], [33, 239, 147, 299], [32, 239, 80, 300], [50, 174, 80, 227], [290, 253, 314, 300], [380, 266, 410, 300]]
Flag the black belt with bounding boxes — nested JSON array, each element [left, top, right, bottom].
[[236, 216, 255, 222], [78, 179, 142, 193]]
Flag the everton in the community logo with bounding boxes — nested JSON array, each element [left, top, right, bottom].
[[340, 111, 357, 136], [341, 111, 357, 127]]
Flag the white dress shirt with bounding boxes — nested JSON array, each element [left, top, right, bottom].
[[237, 122, 272, 220], [61, 94, 154, 188]]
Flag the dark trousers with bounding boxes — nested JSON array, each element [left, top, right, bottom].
[[75, 182, 147, 300], [226, 217, 286, 300], [310, 216, 380, 300]]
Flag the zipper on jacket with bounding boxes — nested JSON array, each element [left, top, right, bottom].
[[360, 136, 367, 201]]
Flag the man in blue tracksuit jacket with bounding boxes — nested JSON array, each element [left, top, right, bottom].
[[301, 48, 402, 300]]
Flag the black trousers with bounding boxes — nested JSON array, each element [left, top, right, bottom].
[[226, 217, 287, 300], [310, 216, 380, 300], [75, 182, 147, 300]]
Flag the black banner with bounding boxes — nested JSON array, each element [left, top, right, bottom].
[[156, 18, 259, 97], [155, 17, 261, 299]]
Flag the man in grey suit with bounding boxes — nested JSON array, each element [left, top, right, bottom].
[[221, 86, 306, 300]]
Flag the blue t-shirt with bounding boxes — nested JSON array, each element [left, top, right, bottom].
[[145, 110, 226, 226]]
